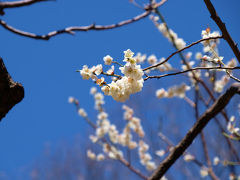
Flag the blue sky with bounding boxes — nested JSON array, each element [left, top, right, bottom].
[[0, 0, 240, 179]]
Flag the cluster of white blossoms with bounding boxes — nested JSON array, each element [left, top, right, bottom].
[[79, 49, 144, 102], [214, 75, 230, 93], [157, 23, 186, 49], [156, 83, 191, 99], [87, 150, 105, 161], [138, 140, 157, 171], [201, 28, 220, 53], [227, 116, 240, 135]]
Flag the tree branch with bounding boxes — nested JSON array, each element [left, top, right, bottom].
[[203, 0, 240, 63], [0, 0, 53, 15], [144, 66, 240, 80], [0, 57, 24, 121], [149, 83, 240, 180], [143, 36, 223, 71], [0, 0, 166, 40]]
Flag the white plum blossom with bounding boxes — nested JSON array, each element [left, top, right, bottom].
[[124, 49, 134, 58], [138, 140, 156, 171], [80, 65, 92, 80], [214, 75, 230, 93], [200, 167, 209, 177], [78, 108, 87, 118], [195, 52, 203, 60], [79, 49, 145, 102], [184, 153, 195, 162], [96, 154, 105, 161], [156, 83, 191, 99], [68, 96, 75, 103], [90, 87, 97, 95], [157, 23, 186, 49], [103, 55, 113, 65], [227, 116, 240, 134], [87, 150, 96, 160], [213, 156, 220, 165], [134, 52, 146, 63], [155, 149, 165, 157], [147, 55, 158, 64]]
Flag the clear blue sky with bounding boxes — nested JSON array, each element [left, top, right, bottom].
[[0, 0, 240, 179]]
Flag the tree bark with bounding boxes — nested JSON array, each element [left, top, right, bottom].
[[0, 57, 24, 121]]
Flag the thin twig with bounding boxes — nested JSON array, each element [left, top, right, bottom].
[[143, 36, 223, 71], [0, 0, 166, 40], [195, 87, 219, 180], [203, 0, 240, 63], [149, 83, 240, 180], [144, 66, 240, 80], [0, 0, 53, 15]]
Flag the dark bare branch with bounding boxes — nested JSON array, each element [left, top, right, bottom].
[[144, 66, 240, 80], [143, 36, 223, 71], [149, 83, 240, 180], [0, 0, 53, 15], [0, 57, 24, 121], [203, 0, 240, 63], [0, 0, 166, 40]]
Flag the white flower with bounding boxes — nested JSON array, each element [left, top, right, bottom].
[[89, 135, 98, 143], [156, 88, 166, 98], [146, 161, 156, 171], [195, 52, 202, 60], [119, 63, 144, 81], [96, 154, 105, 161], [156, 150, 165, 157], [134, 53, 146, 63], [97, 112, 108, 120], [103, 55, 113, 65], [68, 96, 74, 103], [175, 38, 186, 49], [91, 64, 103, 75], [184, 154, 195, 162], [90, 87, 97, 95], [226, 58, 237, 68], [160, 176, 168, 180], [148, 55, 157, 64], [87, 150, 96, 160], [124, 49, 134, 58], [200, 167, 208, 177], [101, 86, 110, 95], [128, 141, 137, 149], [213, 156, 220, 165], [106, 65, 115, 75], [78, 108, 87, 117], [80, 65, 92, 80]]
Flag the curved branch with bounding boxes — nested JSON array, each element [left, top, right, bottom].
[[0, 0, 53, 15], [144, 66, 240, 80], [149, 83, 240, 180], [203, 0, 240, 63], [0, 57, 24, 121], [0, 0, 166, 40], [143, 36, 223, 71]]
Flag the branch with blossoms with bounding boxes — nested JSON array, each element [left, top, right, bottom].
[[149, 83, 240, 180], [0, 0, 166, 40], [69, 89, 160, 180], [144, 66, 240, 81], [203, 0, 240, 63]]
